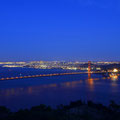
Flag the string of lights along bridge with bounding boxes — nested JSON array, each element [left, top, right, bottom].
[[0, 61, 119, 81]]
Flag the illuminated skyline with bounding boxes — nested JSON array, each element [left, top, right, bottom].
[[0, 0, 120, 61]]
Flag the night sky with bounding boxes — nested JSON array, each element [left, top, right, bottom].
[[0, 0, 120, 61]]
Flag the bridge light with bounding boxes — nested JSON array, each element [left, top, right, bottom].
[[113, 68, 118, 73]]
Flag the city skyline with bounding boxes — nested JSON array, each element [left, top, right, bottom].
[[0, 0, 120, 61]]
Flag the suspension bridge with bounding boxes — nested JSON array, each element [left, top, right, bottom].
[[0, 61, 119, 81]]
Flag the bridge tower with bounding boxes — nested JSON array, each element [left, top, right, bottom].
[[88, 61, 91, 80], [88, 61, 91, 73]]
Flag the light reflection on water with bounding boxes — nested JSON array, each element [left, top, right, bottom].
[[0, 68, 120, 111]]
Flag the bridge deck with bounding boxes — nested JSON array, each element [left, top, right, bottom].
[[0, 71, 109, 81]]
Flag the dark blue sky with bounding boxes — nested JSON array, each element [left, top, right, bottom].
[[0, 0, 120, 61]]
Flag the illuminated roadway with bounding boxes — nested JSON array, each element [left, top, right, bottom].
[[0, 71, 113, 81]]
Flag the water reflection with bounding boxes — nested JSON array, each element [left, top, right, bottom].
[[0, 74, 118, 98], [111, 76, 118, 81], [86, 73, 94, 91], [0, 83, 58, 97], [110, 75, 119, 93], [61, 80, 83, 88], [0, 74, 98, 97], [0, 73, 120, 111]]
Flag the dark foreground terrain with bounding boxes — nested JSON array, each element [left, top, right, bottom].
[[0, 100, 120, 120]]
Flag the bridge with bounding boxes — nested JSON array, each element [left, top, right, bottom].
[[0, 61, 119, 81]]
